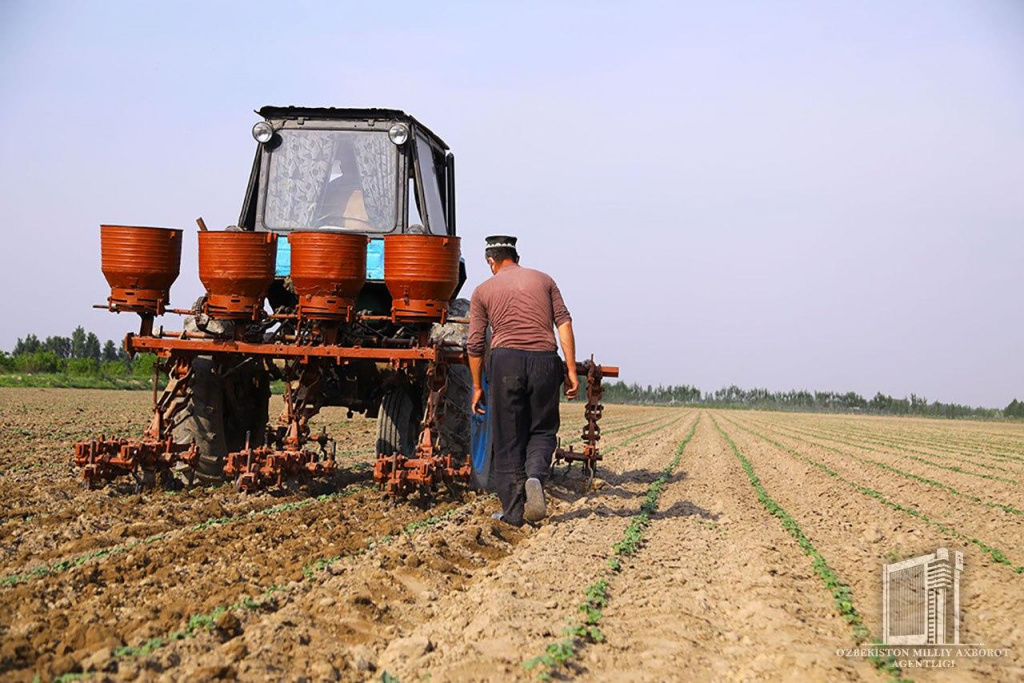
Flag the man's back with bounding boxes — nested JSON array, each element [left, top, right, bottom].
[[467, 237, 579, 526], [467, 263, 571, 356]]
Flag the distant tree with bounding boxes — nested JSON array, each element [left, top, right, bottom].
[[14, 350, 62, 373], [13, 334, 41, 355], [1006, 399, 1024, 419], [102, 339, 119, 362], [70, 326, 87, 359], [43, 335, 73, 359], [83, 332, 102, 362]]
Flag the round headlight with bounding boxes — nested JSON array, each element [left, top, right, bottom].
[[388, 123, 409, 145], [252, 121, 274, 144]]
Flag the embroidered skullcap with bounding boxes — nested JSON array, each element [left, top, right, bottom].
[[485, 235, 518, 250]]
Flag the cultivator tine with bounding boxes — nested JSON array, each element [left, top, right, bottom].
[[222, 362, 338, 493], [72, 434, 198, 490], [553, 357, 616, 490], [374, 355, 473, 506]]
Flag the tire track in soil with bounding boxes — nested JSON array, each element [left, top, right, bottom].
[[520, 416, 702, 680], [584, 415, 878, 682], [326, 410, 695, 681], [718, 413, 1024, 680]]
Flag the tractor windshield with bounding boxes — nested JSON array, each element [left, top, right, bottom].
[[264, 129, 398, 233]]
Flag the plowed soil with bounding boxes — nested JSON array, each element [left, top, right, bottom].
[[1, 389, 1022, 681]]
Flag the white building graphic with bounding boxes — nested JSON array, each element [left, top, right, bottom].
[[882, 548, 963, 645]]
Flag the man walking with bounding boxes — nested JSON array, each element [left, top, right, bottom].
[[467, 235, 579, 526]]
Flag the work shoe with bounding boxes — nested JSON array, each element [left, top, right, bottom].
[[524, 477, 547, 523]]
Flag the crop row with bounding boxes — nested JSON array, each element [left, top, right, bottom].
[[726, 417, 1024, 575], [562, 413, 670, 447], [0, 486, 373, 588], [710, 416, 907, 682], [61, 495, 491, 680], [797, 419, 1024, 460], [601, 414, 686, 455], [752, 419, 1019, 485], [524, 416, 699, 680], [2, 414, 678, 590], [780, 420, 1024, 469], [776, 419, 1021, 476], [730, 417, 1022, 517]]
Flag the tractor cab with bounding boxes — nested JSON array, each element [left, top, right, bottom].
[[237, 107, 464, 312]]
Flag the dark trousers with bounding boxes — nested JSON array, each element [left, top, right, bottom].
[[488, 348, 563, 526]]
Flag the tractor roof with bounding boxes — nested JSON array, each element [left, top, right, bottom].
[[257, 106, 449, 151]]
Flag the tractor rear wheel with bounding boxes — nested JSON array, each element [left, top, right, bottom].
[[376, 386, 421, 456], [173, 356, 228, 484], [172, 356, 270, 485], [437, 365, 472, 461]]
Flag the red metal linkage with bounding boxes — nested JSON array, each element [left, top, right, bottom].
[[73, 436, 198, 489]]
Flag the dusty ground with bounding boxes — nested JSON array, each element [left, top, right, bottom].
[[1, 389, 1022, 681]]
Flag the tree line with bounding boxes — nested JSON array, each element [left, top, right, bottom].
[[4, 330, 1020, 419], [602, 381, 1021, 420], [2, 327, 155, 378]]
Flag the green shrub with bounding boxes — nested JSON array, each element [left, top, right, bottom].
[[66, 358, 100, 376], [101, 360, 132, 377], [131, 354, 159, 378], [14, 350, 64, 373]]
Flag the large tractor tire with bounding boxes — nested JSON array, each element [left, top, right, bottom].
[[173, 356, 229, 484], [172, 356, 270, 485], [222, 358, 271, 452], [376, 386, 421, 456]]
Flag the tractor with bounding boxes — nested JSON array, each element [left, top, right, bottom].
[[73, 107, 616, 500]]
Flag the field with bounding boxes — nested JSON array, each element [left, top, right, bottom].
[[1, 388, 1022, 681]]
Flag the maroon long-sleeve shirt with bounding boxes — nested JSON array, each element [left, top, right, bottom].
[[467, 263, 572, 357]]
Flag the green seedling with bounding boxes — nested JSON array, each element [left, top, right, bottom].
[[712, 416, 909, 682]]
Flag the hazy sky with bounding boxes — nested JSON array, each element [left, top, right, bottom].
[[1, 1, 1021, 407]]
